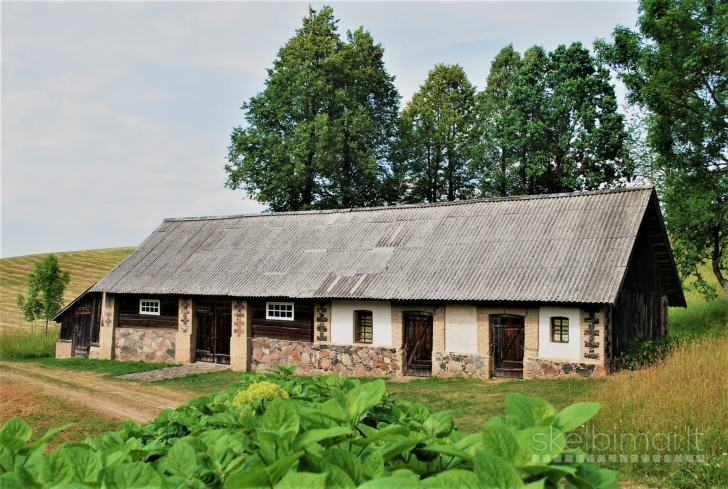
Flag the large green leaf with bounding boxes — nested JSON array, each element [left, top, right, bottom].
[[473, 450, 524, 488], [350, 424, 409, 446], [0, 466, 41, 489], [421, 469, 480, 488], [275, 471, 327, 488], [504, 393, 536, 428], [361, 450, 384, 480], [99, 461, 165, 489], [164, 440, 197, 479], [65, 447, 102, 485], [553, 403, 601, 433], [344, 380, 386, 420], [264, 450, 305, 484], [223, 466, 270, 489], [417, 444, 473, 464], [321, 448, 362, 484], [291, 427, 352, 451], [514, 426, 565, 459], [0, 419, 32, 452], [423, 412, 453, 439], [481, 425, 521, 462], [262, 398, 300, 434], [39, 449, 75, 486]]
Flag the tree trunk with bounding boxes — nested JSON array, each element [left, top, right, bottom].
[[712, 227, 728, 295]]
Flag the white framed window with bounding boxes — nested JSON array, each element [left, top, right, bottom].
[[266, 302, 294, 321], [139, 299, 160, 315]]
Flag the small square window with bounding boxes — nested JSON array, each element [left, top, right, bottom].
[[266, 302, 294, 321], [140, 299, 160, 315], [355, 310, 373, 344], [551, 317, 569, 343]]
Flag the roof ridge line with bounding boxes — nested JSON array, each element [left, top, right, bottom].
[[163, 185, 654, 223]]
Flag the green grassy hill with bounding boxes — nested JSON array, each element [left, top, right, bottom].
[[0, 248, 135, 331]]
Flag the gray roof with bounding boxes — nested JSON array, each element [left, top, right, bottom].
[[90, 186, 684, 305]]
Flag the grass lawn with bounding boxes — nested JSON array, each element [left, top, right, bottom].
[[21, 357, 179, 377], [0, 379, 118, 450]]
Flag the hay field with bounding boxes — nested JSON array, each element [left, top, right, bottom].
[[0, 248, 134, 331]]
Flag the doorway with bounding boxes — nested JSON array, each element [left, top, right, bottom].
[[196, 300, 232, 365], [404, 312, 433, 377], [491, 315, 525, 378]]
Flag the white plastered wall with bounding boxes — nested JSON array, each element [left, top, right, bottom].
[[538, 306, 581, 360], [445, 304, 478, 354], [331, 300, 392, 347]]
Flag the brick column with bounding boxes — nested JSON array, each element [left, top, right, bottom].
[[98, 293, 119, 360], [230, 299, 252, 372], [390, 304, 405, 375], [314, 301, 331, 343], [523, 307, 539, 360], [433, 305, 445, 352], [175, 297, 197, 364], [476, 306, 491, 378]]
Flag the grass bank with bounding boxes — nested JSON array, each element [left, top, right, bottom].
[[0, 326, 60, 359], [23, 357, 178, 377], [0, 247, 135, 332]]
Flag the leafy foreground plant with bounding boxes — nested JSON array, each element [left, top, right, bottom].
[[0, 368, 617, 488]]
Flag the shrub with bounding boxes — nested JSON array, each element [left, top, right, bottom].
[[620, 335, 676, 370], [0, 366, 619, 488]]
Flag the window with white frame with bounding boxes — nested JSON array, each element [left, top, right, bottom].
[[266, 302, 294, 321], [139, 299, 160, 315]]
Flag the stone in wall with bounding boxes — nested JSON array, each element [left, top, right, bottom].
[[114, 328, 176, 363], [525, 358, 608, 379], [432, 352, 488, 379], [251, 338, 400, 377]]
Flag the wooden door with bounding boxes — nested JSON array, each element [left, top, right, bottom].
[[71, 294, 100, 358], [404, 312, 433, 377], [196, 302, 232, 365], [72, 305, 92, 357], [491, 315, 524, 378]]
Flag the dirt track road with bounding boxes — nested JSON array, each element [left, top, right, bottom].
[[0, 361, 196, 423]]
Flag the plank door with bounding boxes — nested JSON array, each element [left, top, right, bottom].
[[71, 294, 100, 358], [404, 312, 433, 377], [196, 303, 232, 365], [72, 304, 93, 358], [491, 315, 525, 378]]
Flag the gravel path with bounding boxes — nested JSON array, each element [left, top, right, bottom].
[[117, 362, 230, 381]]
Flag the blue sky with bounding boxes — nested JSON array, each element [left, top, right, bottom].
[[2, 1, 638, 258]]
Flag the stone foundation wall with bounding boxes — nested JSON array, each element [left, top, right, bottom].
[[525, 358, 608, 378], [55, 341, 72, 359], [251, 338, 400, 377], [432, 352, 488, 379], [114, 328, 176, 363]]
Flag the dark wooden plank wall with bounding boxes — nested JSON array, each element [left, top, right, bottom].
[[250, 299, 313, 342], [118, 295, 178, 329], [612, 216, 668, 357], [59, 292, 102, 346]]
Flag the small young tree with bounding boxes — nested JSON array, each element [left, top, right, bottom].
[[16, 254, 71, 335]]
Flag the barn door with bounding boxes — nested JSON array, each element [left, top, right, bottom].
[[196, 303, 231, 365], [491, 315, 525, 378], [72, 304, 93, 358], [404, 312, 433, 377]]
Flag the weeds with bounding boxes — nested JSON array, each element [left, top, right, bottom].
[[0, 326, 59, 360]]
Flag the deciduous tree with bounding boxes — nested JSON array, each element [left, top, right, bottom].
[[16, 254, 71, 336], [226, 6, 400, 211], [596, 0, 728, 297]]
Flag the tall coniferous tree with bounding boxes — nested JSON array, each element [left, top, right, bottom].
[[399, 64, 477, 203], [226, 7, 400, 211]]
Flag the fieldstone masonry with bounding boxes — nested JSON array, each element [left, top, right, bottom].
[[114, 327, 176, 363], [251, 338, 400, 377], [524, 358, 608, 378], [432, 352, 488, 379]]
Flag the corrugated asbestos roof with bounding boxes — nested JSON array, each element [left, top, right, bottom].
[[90, 186, 673, 304]]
